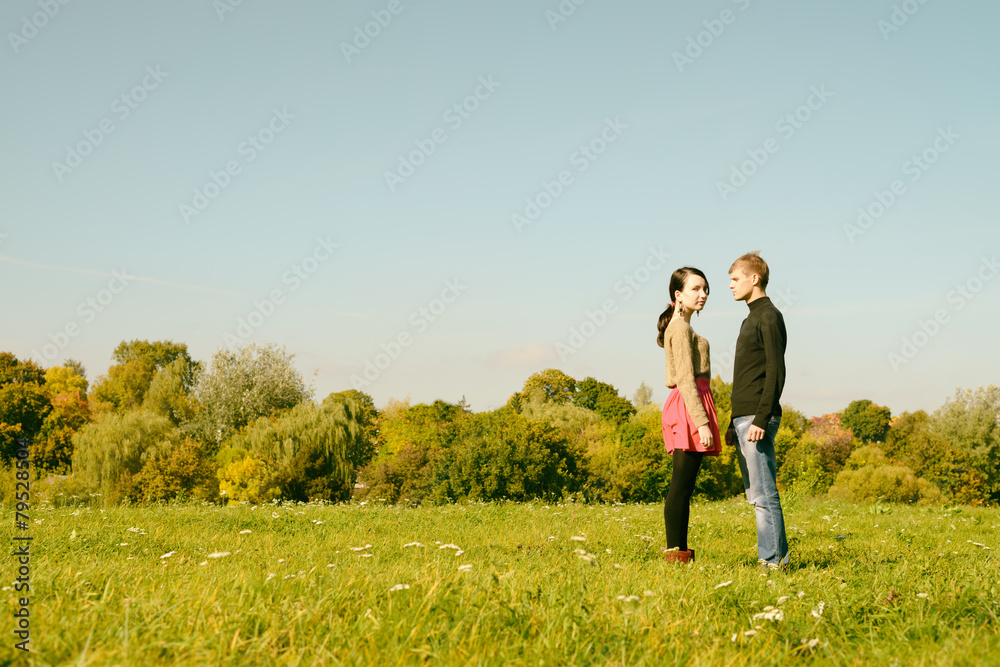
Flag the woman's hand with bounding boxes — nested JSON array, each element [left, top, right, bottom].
[[698, 425, 713, 448]]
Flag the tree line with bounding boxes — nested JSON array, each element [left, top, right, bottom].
[[0, 342, 997, 507]]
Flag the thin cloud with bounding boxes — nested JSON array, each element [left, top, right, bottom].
[[0, 255, 240, 296]]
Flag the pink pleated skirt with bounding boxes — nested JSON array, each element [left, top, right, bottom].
[[662, 377, 722, 457]]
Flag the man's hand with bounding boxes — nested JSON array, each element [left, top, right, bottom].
[[746, 424, 766, 442], [725, 424, 736, 447]]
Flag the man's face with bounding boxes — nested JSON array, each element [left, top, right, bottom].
[[729, 268, 755, 302]]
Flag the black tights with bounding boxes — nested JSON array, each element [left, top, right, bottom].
[[664, 450, 704, 550]]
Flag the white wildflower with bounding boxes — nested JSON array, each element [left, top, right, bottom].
[[160, 551, 176, 559], [458, 564, 472, 572], [207, 551, 231, 559], [811, 601, 825, 619], [350, 544, 372, 552], [388, 584, 410, 592], [714, 580, 733, 590], [402, 542, 425, 548], [570, 536, 586, 542], [753, 606, 784, 622]]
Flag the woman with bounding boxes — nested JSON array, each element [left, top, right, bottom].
[[656, 267, 722, 563]]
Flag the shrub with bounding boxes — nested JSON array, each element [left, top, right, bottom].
[[125, 438, 218, 503], [829, 453, 941, 506], [217, 454, 279, 504]]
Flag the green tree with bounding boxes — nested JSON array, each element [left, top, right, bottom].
[[0, 352, 45, 385], [517, 369, 577, 406], [574, 377, 636, 424], [194, 343, 311, 447], [34, 392, 90, 474], [631, 381, 654, 409], [931, 385, 1000, 502], [143, 357, 201, 426], [72, 410, 184, 504], [431, 409, 575, 503], [222, 400, 360, 502], [0, 354, 52, 463], [839, 399, 892, 443], [323, 389, 380, 475], [90, 340, 195, 411], [44, 365, 88, 398]]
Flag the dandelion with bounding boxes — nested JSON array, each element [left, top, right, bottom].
[[207, 552, 231, 559], [239, 530, 252, 534], [458, 564, 472, 572], [388, 584, 410, 592], [160, 551, 176, 559], [714, 581, 733, 590]]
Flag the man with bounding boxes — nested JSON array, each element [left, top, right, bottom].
[[725, 251, 789, 570]]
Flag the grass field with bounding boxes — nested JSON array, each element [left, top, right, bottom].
[[3, 495, 999, 666]]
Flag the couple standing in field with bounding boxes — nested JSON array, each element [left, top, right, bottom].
[[656, 251, 789, 571]]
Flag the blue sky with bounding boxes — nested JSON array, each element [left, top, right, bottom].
[[1, 0, 997, 418]]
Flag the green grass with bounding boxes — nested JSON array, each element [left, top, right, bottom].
[[2, 496, 999, 665]]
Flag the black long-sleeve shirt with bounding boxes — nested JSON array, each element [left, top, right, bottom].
[[731, 296, 786, 429]]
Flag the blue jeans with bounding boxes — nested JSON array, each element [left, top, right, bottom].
[[732, 415, 789, 566]]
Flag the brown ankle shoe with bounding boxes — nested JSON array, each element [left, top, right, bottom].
[[661, 548, 693, 563]]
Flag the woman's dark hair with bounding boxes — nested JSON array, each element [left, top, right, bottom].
[[656, 267, 710, 348]]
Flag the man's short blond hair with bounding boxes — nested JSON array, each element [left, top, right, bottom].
[[729, 251, 769, 290]]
